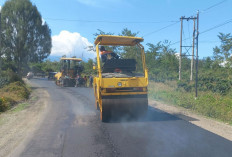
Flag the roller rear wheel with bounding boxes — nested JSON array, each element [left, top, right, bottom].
[[100, 109, 111, 122]]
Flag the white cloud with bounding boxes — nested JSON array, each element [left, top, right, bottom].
[[51, 30, 96, 60]]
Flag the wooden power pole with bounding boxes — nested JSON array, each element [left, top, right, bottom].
[[195, 11, 199, 98], [179, 17, 183, 80], [0, 10, 1, 73], [190, 19, 196, 81]]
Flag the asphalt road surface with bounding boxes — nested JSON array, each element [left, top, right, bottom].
[[12, 78, 232, 157]]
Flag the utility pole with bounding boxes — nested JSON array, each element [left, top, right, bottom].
[[179, 17, 183, 80], [0, 9, 2, 74], [190, 19, 196, 81], [179, 16, 197, 81], [195, 11, 199, 98]]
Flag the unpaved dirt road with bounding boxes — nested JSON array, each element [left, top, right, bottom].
[[4, 78, 232, 157]]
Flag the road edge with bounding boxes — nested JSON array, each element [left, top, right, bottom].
[[149, 99, 232, 141], [0, 80, 51, 157]]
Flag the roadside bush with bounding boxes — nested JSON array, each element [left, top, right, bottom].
[[177, 80, 194, 92], [0, 81, 30, 112], [2, 81, 30, 99], [149, 81, 232, 124], [198, 75, 232, 95], [176, 71, 232, 95], [0, 97, 15, 112]]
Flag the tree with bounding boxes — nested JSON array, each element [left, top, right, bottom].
[[81, 58, 96, 74], [146, 40, 179, 81], [119, 28, 138, 37], [93, 29, 114, 40], [145, 42, 162, 71], [213, 33, 232, 67], [0, 0, 51, 75]]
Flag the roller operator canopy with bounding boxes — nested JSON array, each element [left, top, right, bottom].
[[94, 35, 144, 46], [60, 58, 82, 62]]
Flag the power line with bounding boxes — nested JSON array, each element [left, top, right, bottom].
[[44, 18, 179, 24], [201, 0, 227, 13], [169, 18, 232, 46], [199, 40, 220, 43], [142, 21, 180, 37], [141, 0, 227, 38], [200, 18, 232, 34], [169, 36, 191, 46]]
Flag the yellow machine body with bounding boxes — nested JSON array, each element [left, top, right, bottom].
[[55, 72, 62, 80], [93, 35, 149, 122]]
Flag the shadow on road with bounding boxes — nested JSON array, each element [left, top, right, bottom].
[[106, 106, 198, 123]]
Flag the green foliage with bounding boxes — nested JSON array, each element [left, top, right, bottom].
[[177, 69, 232, 95], [149, 81, 232, 124], [81, 59, 96, 75], [28, 60, 60, 74], [2, 81, 30, 99], [198, 70, 232, 95], [10, 103, 29, 112], [119, 28, 138, 37], [0, 70, 22, 88], [0, 97, 15, 112], [0, 81, 30, 112], [213, 33, 232, 67], [0, 0, 51, 75], [150, 32, 232, 97], [41, 60, 60, 72], [177, 80, 194, 92], [0, 77, 9, 89], [146, 40, 180, 81]]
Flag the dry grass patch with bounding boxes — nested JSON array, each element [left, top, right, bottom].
[[0, 81, 31, 112]]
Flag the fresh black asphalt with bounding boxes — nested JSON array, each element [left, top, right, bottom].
[[14, 78, 232, 157]]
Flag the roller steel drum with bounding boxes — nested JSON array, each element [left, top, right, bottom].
[[101, 94, 148, 122]]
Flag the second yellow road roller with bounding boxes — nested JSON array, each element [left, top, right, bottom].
[[93, 35, 149, 122]]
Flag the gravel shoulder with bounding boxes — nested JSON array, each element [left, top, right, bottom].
[[0, 80, 49, 157], [149, 99, 232, 141]]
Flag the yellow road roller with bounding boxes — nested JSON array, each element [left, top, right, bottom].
[[55, 57, 82, 87], [93, 35, 149, 122]]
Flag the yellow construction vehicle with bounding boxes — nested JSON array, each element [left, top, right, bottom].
[[55, 57, 82, 87], [93, 35, 149, 122]]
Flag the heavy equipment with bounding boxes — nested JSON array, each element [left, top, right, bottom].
[[93, 35, 149, 122], [55, 57, 82, 87], [48, 72, 57, 80]]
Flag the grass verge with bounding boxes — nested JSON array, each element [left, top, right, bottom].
[[10, 103, 30, 112], [148, 81, 232, 125]]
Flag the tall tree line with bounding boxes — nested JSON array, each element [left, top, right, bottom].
[[0, 0, 51, 75]]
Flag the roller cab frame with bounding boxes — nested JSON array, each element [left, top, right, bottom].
[[93, 35, 149, 122]]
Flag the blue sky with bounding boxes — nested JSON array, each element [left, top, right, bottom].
[[0, 0, 231, 60]]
